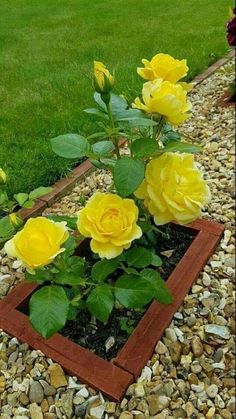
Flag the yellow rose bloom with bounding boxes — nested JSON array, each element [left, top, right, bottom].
[[77, 192, 142, 259], [93, 61, 114, 94], [5, 217, 69, 269], [135, 153, 211, 225], [137, 53, 189, 83], [133, 79, 192, 125], [0, 168, 7, 185]]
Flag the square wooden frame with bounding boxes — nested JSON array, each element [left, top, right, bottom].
[[0, 219, 224, 400]]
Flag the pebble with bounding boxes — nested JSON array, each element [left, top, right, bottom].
[[29, 381, 44, 403], [206, 384, 219, 398], [48, 364, 68, 388], [191, 336, 203, 357]]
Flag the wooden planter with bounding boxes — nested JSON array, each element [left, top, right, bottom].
[[0, 218, 224, 401]]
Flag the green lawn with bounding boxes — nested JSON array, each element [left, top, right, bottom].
[[0, 0, 231, 196]]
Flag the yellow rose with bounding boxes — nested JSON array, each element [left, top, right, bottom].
[[137, 53, 189, 83], [77, 192, 142, 259], [93, 61, 114, 94], [5, 217, 69, 268], [135, 153, 211, 225], [0, 168, 7, 185], [133, 79, 192, 125]]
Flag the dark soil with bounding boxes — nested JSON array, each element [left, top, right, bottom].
[[61, 225, 195, 360]]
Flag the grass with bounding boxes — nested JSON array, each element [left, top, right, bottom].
[[0, 0, 231, 196]]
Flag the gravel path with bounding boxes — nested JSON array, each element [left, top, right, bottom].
[[0, 58, 235, 419]]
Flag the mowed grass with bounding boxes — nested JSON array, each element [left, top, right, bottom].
[[0, 0, 231, 195]]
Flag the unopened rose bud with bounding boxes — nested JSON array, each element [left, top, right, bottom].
[[0, 168, 7, 185], [9, 213, 23, 228]]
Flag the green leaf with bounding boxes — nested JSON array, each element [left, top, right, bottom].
[[0, 191, 8, 205], [141, 269, 173, 304], [115, 274, 154, 308], [47, 215, 78, 230], [161, 141, 202, 154], [55, 271, 85, 286], [63, 236, 77, 255], [84, 108, 108, 119], [25, 268, 51, 284], [29, 186, 53, 201], [124, 246, 153, 268], [110, 93, 128, 113], [0, 216, 15, 241], [100, 158, 116, 169], [50, 134, 90, 159], [131, 138, 158, 158], [91, 258, 120, 282], [67, 305, 78, 320], [91, 141, 115, 157], [114, 157, 145, 197], [22, 200, 35, 208], [87, 285, 114, 323], [29, 285, 69, 339], [14, 193, 29, 206], [114, 108, 143, 121], [161, 130, 181, 145], [151, 253, 162, 267]]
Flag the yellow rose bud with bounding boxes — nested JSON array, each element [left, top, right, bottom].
[[133, 79, 192, 126], [77, 192, 142, 259], [137, 53, 189, 83], [93, 61, 114, 94], [4, 217, 69, 269], [0, 168, 7, 185], [135, 153, 211, 225], [9, 213, 23, 228]]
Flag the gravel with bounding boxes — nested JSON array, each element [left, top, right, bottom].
[[0, 58, 235, 418]]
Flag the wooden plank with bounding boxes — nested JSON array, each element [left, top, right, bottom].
[[2, 309, 133, 401], [0, 282, 37, 317]]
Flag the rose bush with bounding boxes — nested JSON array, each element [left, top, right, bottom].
[[135, 153, 211, 225], [77, 192, 142, 259], [4, 52, 211, 339]]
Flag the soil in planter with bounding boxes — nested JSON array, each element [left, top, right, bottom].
[[61, 226, 195, 360]]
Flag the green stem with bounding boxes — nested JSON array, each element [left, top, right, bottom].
[[155, 117, 165, 140], [106, 103, 121, 158]]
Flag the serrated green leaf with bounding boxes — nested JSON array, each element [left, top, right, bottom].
[[91, 141, 115, 157], [91, 258, 120, 282], [51, 134, 90, 159], [87, 285, 114, 323], [115, 274, 154, 308], [55, 271, 85, 286], [14, 193, 29, 206], [131, 138, 158, 158], [141, 269, 173, 304], [114, 157, 145, 197], [29, 286, 69, 339], [29, 186, 53, 201], [124, 246, 153, 268]]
